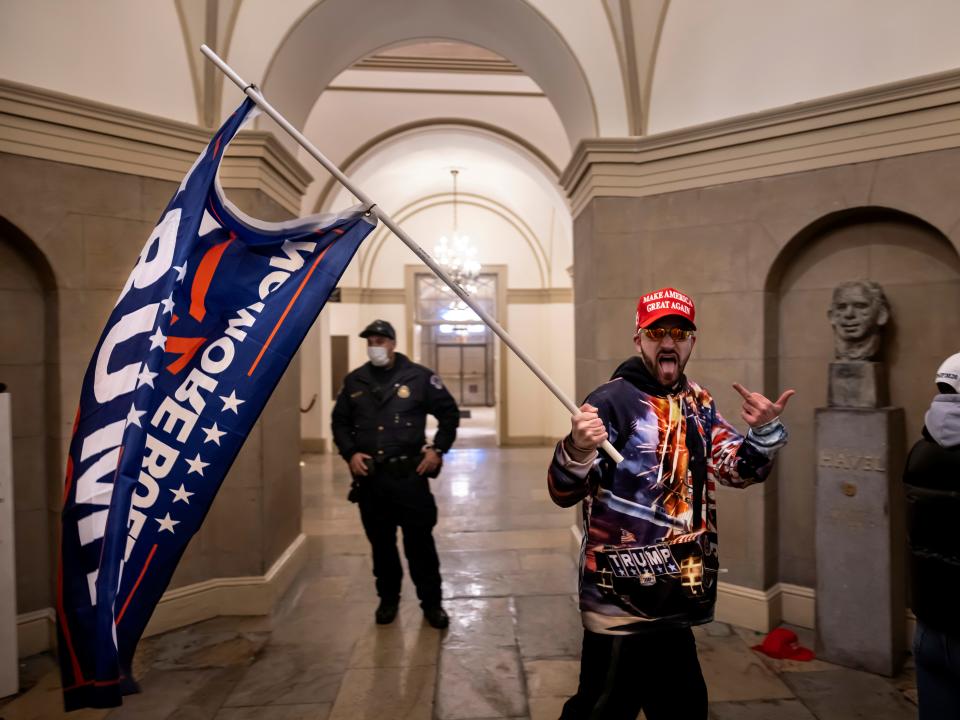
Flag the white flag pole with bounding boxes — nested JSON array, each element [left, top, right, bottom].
[[200, 44, 623, 465]]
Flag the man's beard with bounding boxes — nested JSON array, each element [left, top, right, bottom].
[[640, 346, 685, 388]]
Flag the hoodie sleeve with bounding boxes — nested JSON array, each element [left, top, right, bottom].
[[547, 388, 613, 507], [708, 404, 784, 488], [547, 439, 598, 507]]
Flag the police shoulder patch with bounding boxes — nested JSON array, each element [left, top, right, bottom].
[[430, 374, 443, 389]]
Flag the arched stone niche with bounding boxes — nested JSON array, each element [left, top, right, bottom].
[[0, 217, 59, 617], [767, 207, 960, 588]]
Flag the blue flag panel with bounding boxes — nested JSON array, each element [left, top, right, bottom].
[[57, 98, 375, 710]]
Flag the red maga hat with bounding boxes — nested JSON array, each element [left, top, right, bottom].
[[752, 627, 814, 662], [635, 287, 696, 330]]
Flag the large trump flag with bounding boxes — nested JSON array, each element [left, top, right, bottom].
[[57, 98, 375, 710]]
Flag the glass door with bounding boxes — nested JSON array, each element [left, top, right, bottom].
[[415, 273, 496, 407]]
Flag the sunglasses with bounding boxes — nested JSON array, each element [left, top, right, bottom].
[[637, 327, 695, 341]]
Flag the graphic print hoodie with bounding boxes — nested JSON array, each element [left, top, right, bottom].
[[548, 358, 787, 635]]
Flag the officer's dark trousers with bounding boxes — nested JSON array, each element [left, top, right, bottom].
[[560, 627, 707, 720], [357, 464, 442, 609]]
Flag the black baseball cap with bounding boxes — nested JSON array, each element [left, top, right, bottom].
[[359, 319, 396, 341]]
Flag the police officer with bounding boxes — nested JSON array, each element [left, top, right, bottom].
[[331, 319, 459, 629]]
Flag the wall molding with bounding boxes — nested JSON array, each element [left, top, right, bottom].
[[15, 607, 56, 659], [715, 581, 815, 633], [339, 287, 406, 304], [353, 54, 522, 75], [506, 287, 573, 304], [16, 533, 307, 658], [325, 85, 543, 99], [500, 435, 554, 447], [334, 287, 572, 305], [561, 68, 960, 216], [0, 79, 313, 216]]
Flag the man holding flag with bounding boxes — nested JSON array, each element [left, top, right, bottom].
[[548, 288, 794, 718], [57, 98, 376, 710]]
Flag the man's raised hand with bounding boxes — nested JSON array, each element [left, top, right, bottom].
[[732, 383, 795, 428]]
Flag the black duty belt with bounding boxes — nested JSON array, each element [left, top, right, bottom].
[[373, 453, 422, 469]]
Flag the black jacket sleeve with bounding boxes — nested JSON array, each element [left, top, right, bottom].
[[331, 381, 357, 460], [425, 373, 459, 453]]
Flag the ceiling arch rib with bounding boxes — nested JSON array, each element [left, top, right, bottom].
[[311, 119, 563, 217], [360, 193, 549, 289], [318, 124, 572, 290], [259, 0, 598, 152]]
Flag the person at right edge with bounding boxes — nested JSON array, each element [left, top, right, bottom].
[[548, 287, 795, 719], [904, 352, 960, 720]]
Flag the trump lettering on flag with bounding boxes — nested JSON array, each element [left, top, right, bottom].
[[57, 97, 376, 710]]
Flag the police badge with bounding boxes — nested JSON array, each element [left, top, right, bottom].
[[397, 384, 411, 399]]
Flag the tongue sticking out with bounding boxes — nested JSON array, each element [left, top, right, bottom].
[[658, 355, 678, 382]]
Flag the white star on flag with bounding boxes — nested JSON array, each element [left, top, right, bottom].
[[173, 262, 188, 283], [170, 484, 193, 504], [185, 453, 209, 476], [219, 390, 244, 414], [160, 293, 175, 315], [137, 365, 158, 389], [202, 422, 226, 446], [148, 327, 167, 351], [126, 403, 146, 428], [156, 513, 179, 533]]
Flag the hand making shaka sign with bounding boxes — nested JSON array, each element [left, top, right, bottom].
[[732, 383, 795, 428]]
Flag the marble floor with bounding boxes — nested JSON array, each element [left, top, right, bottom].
[[2, 443, 918, 719]]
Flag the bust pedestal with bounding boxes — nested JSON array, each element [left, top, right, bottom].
[[813, 407, 906, 675]]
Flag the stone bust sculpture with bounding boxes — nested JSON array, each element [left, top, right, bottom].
[[827, 281, 890, 361]]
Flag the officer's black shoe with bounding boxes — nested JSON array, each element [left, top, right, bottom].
[[423, 605, 449, 629], [375, 600, 399, 625]]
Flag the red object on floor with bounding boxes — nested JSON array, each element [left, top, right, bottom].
[[752, 627, 815, 661]]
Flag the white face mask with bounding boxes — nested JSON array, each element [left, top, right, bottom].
[[367, 346, 391, 367]]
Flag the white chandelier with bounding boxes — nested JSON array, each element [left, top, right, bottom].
[[435, 169, 482, 334], [435, 169, 480, 295]]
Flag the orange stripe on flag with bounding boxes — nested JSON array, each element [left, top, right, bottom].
[[190, 237, 233, 321], [248, 243, 335, 376], [115, 544, 158, 625], [165, 336, 207, 375], [208, 199, 225, 226]]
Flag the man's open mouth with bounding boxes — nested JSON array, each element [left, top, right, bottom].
[[658, 353, 678, 375]]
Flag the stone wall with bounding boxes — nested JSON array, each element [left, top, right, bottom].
[[573, 147, 960, 592], [0, 155, 304, 615]]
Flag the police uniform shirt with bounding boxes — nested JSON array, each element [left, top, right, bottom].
[[331, 353, 459, 462]]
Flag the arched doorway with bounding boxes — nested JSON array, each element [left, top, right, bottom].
[[0, 218, 58, 649], [302, 122, 573, 450], [768, 207, 960, 589]]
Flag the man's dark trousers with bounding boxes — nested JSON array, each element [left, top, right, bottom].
[[914, 620, 960, 719], [561, 627, 707, 719], [357, 459, 442, 608]]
